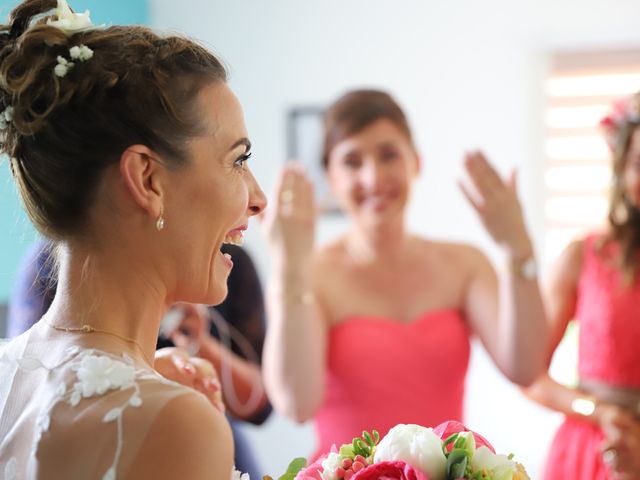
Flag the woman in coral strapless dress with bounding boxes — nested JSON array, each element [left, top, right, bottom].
[[261, 89, 549, 457], [527, 92, 640, 480]]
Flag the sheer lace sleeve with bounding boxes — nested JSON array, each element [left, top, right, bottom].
[[0, 331, 206, 480]]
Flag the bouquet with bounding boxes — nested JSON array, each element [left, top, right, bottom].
[[263, 421, 529, 480]]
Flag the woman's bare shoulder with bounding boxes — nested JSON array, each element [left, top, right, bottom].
[[126, 391, 233, 480], [413, 237, 487, 265]]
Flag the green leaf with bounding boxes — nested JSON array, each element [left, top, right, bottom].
[[363, 431, 373, 445], [373, 430, 380, 443], [450, 458, 467, 479], [286, 458, 307, 475], [453, 435, 467, 450], [443, 433, 458, 448], [446, 449, 470, 479], [353, 438, 368, 457], [339, 444, 354, 458]]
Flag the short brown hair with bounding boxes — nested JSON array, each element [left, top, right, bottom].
[[322, 89, 414, 168], [0, 0, 227, 239]]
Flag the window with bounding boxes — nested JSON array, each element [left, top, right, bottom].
[[543, 49, 640, 264]]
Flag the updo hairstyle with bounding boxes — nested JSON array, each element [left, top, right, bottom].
[[0, 0, 227, 239]]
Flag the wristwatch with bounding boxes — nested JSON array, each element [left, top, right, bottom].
[[510, 255, 537, 280]]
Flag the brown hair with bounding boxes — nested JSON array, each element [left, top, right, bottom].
[[321, 89, 414, 169], [605, 120, 640, 284], [0, 0, 227, 240]]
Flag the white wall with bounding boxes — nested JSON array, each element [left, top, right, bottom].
[[150, 1, 640, 477]]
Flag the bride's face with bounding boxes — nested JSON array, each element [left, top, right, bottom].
[[164, 83, 266, 305]]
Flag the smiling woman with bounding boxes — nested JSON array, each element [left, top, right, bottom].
[[0, 0, 265, 479], [262, 89, 549, 459]]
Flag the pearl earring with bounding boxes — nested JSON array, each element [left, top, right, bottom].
[[156, 207, 165, 231]]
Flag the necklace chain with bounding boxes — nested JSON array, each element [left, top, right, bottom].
[[45, 321, 154, 366]]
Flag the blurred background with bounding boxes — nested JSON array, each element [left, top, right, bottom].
[[1, 0, 639, 477]]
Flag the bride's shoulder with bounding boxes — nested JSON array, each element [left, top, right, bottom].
[[126, 391, 234, 479]]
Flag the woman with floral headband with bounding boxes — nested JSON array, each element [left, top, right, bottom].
[[0, 0, 266, 478], [525, 92, 640, 480], [261, 89, 549, 458]]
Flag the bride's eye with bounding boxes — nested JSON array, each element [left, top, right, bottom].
[[234, 151, 252, 170]]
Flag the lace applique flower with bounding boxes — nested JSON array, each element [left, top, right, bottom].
[[46, 0, 93, 35], [70, 354, 136, 406]]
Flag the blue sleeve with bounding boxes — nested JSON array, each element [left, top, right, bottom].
[[7, 240, 56, 337]]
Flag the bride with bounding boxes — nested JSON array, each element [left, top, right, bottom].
[[0, 0, 266, 478]]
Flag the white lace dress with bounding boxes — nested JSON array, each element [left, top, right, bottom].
[[0, 326, 201, 479]]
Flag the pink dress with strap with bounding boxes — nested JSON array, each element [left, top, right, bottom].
[[313, 309, 470, 458], [543, 234, 640, 479]]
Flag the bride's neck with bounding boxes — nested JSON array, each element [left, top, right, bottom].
[[45, 244, 167, 365]]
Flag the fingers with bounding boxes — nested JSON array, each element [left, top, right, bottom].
[[601, 417, 640, 478], [458, 179, 481, 213], [154, 347, 225, 412], [189, 356, 224, 413], [463, 150, 505, 200], [277, 162, 315, 215]]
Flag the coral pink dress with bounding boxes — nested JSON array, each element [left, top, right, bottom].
[[543, 235, 640, 479], [313, 309, 470, 458]]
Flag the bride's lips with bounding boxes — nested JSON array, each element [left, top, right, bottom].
[[219, 225, 247, 269]]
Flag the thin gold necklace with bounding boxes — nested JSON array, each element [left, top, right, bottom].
[[45, 320, 154, 366]]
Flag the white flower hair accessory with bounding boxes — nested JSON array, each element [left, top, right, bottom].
[[46, 0, 93, 35], [53, 44, 94, 78], [0, 106, 14, 130], [54, 55, 72, 77], [69, 44, 93, 61]]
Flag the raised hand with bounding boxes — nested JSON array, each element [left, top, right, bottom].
[[154, 347, 224, 412], [261, 162, 316, 268], [459, 150, 532, 259]]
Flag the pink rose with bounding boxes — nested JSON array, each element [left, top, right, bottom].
[[433, 420, 495, 453], [351, 461, 429, 480], [295, 457, 324, 480]]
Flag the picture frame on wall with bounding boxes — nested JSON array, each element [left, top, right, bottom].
[[286, 107, 342, 215]]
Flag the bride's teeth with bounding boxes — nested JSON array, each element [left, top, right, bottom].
[[223, 233, 244, 246]]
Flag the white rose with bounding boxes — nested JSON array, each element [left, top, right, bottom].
[[373, 424, 447, 480], [320, 452, 342, 480], [471, 446, 516, 480]]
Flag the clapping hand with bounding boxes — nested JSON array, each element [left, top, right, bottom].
[[459, 151, 532, 259], [261, 162, 316, 267]]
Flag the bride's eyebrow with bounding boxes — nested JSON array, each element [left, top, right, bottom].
[[228, 138, 251, 152]]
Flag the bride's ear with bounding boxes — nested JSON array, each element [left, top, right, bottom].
[[119, 145, 165, 219]]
